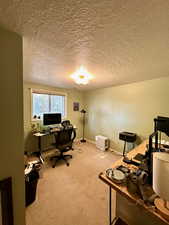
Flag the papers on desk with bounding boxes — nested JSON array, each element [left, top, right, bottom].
[[33, 132, 46, 137]]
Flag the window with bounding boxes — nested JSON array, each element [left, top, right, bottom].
[[32, 89, 66, 119]]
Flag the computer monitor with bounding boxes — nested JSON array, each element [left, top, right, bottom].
[[43, 113, 61, 126]]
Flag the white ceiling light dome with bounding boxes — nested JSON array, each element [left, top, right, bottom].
[[70, 66, 93, 85]]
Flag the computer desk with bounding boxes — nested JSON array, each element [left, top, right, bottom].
[[99, 141, 169, 225], [33, 127, 76, 162]]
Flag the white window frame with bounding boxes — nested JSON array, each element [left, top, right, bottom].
[[31, 88, 67, 121]]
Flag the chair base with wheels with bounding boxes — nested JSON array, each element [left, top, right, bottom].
[[51, 150, 72, 167]]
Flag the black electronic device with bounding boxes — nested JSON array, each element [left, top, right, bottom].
[[119, 132, 137, 143], [43, 113, 61, 126], [123, 156, 140, 166], [149, 116, 169, 158], [133, 153, 145, 162], [119, 131, 137, 156], [156, 116, 169, 136], [163, 144, 169, 149], [146, 116, 169, 183]]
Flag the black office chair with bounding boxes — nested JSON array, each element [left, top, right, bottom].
[[51, 127, 76, 167], [61, 120, 75, 150], [61, 120, 73, 129]]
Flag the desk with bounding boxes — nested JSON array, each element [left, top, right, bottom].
[[33, 129, 60, 151], [33, 127, 77, 162], [33, 129, 59, 162], [99, 141, 169, 225]]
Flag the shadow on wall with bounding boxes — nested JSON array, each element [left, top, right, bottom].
[[110, 134, 146, 154], [136, 135, 145, 145], [110, 140, 122, 153]]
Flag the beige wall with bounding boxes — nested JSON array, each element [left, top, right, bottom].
[[0, 27, 25, 225], [84, 77, 169, 153], [24, 82, 84, 152]]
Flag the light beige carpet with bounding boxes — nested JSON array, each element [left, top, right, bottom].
[[26, 141, 121, 225]]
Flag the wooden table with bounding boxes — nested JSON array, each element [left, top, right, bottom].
[[99, 141, 169, 225]]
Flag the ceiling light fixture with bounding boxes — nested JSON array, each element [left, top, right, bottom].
[[70, 66, 93, 85]]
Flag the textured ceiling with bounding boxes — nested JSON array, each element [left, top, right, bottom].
[[0, 0, 169, 90]]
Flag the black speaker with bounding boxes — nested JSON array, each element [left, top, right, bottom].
[[119, 132, 137, 143]]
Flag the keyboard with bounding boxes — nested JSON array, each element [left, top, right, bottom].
[[50, 127, 61, 133]]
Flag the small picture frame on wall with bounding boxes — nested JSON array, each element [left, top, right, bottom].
[[73, 102, 79, 111]]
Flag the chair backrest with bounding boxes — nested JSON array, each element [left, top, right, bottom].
[[54, 127, 76, 149], [61, 120, 73, 129]]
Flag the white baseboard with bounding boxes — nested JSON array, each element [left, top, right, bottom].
[[109, 148, 123, 156], [86, 138, 123, 156], [75, 138, 95, 145], [86, 138, 95, 145], [74, 138, 82, 143], [74, 137, 90, 143]]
